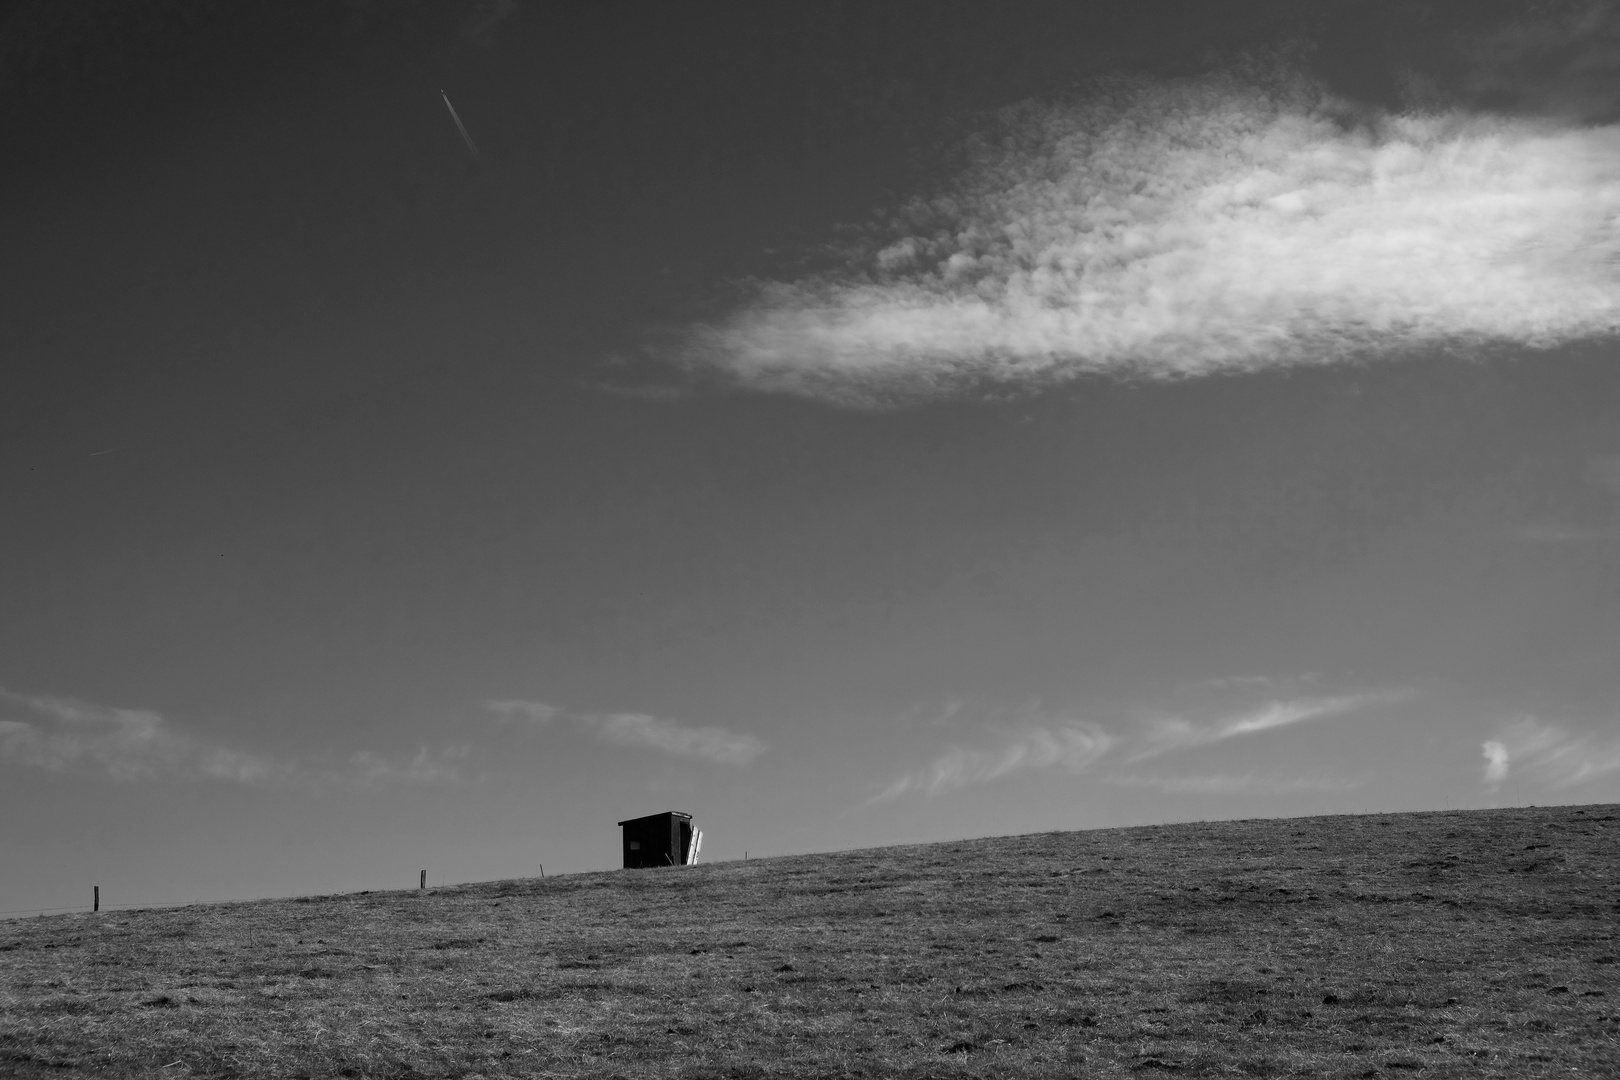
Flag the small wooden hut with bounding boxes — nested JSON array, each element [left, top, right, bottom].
[[618, 810, 694, 868]]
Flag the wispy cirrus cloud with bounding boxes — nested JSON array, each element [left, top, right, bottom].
[[1453, 3, 1620, 122], [872, 685, 1399, 802], [348, 746, 472, 787], [0, 688, 283, 784], [486, 700, 766, 766], [1106, 773, 1363, 796], [681, 72, 1620, 401], [871, 722, 1114, 802], [1514, 454, 1620, 543], [1482, 716, 1620, 789], [0, 686, 473, 788], [1130, 692, 1405, 761]]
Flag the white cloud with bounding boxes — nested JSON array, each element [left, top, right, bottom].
[[1131, 693, 1399, 760], [871, 722, 1114, 801], [1107, 773, 1362, 795], [0, 688, 282, 784], [486, 699, 766, 765], [1481, 716, 1620, 789], [349, 746, 471, 786], [0, 687, 478, 788], [871, 685, 1399, 801], [1482, 739, 1511, 784], [1454, 4, 1620, 122], [589, 712, 767, 765], [684, 73, 1620, 400], [486, 699, 561, 724]]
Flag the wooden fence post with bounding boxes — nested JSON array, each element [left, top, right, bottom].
[[420, 870, 426, 890], [94, 886, 99, 912]]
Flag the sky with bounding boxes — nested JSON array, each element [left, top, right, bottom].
[[3, 0, 1619, 916]]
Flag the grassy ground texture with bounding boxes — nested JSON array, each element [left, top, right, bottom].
[[2, 805, 1617, 1079]]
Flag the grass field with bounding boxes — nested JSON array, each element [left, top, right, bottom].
[[2, 804, 1617, 1078]]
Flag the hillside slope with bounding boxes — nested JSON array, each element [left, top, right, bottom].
[[2, 805, 1617, 1078]]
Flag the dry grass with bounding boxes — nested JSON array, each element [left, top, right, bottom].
[[2, 805, 1617, 1078]]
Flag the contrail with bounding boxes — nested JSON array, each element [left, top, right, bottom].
[[440, 90, 480, 162]]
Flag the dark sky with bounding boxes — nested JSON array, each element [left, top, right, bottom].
[[4, 1, 1618, 915]]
